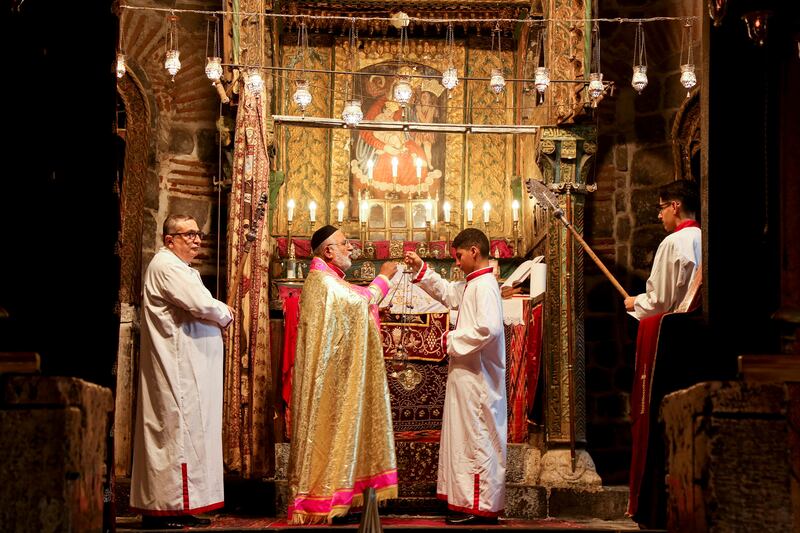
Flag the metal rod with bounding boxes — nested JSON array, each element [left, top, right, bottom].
[[273, 114, 542, 134]]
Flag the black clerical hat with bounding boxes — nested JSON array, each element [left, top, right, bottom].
[[311, 224, 339, 251]]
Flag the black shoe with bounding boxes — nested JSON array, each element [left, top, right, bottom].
[[140, 516, 185, 530], [331, 513, 362, 525], [182, 515, 212, 527], [445, 513, 498, 525]]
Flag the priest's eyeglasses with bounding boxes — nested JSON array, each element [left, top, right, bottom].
[[327, 239, 350, 249], [170, 231, 205, 240]]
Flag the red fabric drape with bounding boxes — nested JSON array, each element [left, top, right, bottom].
[[627, 312, 665, 517]]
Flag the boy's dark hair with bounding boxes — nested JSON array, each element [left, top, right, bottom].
[[452, 228, 490, 258], [658, 179, 700, 216]]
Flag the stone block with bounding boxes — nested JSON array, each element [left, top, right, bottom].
[[615, 214, 631, 240], [274, 442, 289, 480], [144, 170, 159, 210], [615, 144, 629, 171], [167, 196, 209, 231], [274, 479, 289, 517], [196, 128, 217, 162], [506, 443, 541, 485], [662, 381, 795, 532], [630, 187, 661, 226], [634, 113, 667, 143], [168, 127, 194, 155], [630, 146, 674, 187], [548, 485, 629, 520], [504, 484, 547, 519], [0, 377, 113, 533], [631, 226, 665, 271]]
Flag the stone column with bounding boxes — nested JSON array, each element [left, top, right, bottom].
[[536, 126, 601, 489]]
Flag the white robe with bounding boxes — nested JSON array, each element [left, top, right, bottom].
[[130, 247, 232, 515], [629, 225, 701, 320], [413, 263, 507, 517]]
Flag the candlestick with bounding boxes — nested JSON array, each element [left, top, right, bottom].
[[482, 201, 491, 224], [308, 201, 317, 223], [391, 156, 399, 178], [443, 201, 451, 224], [466, 200, 474, 225], [425, 200, 433, 223], [336, 200, 344, 225], [366, 158, 374, 188], [287, 198, 296, 223], [512, 199, 520, 222]]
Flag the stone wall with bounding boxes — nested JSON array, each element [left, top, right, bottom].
[[121, 1, 227, 281], [583, 0, 701, 484]]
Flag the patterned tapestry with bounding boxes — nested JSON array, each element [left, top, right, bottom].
[[223, 81, 274, 478]]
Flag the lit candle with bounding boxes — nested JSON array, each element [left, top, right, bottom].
[[366, 159, 374, 183], [337, 200, 345, 223], [391, 156, 399, 178], [483, 201, 491, 223], [443, 201, 451, 224], [415, 157, 423, 179], [309, 201, 317, 222], [512, 199, 520, 222], [359, 200, 368, 223], [466, 200, 474, 224], [287, 199, 296, 222], [425, 200, 433, 222]]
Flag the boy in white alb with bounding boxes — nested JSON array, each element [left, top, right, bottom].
[[405, 228, 506, 525]]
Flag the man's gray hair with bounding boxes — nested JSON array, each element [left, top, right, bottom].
[[162, 214, 196, 242]]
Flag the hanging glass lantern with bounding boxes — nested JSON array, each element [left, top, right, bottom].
[[441, 67, 459, 90], [115, 52, 126, 79], [680, 64, 696, 96], [246, 68, 264, 93], [164, 49, 181, 79], [489, 68, 506, 94], [204, 56, 222, 82], [394, 76, 413, 105], [534, 67, 550, 94], [342, 99, 364, 127], [631, 23, 648, 94], [679, 22, 697, 98], [292, 79, 312, 112], [588, 72, 604, 100], [631, 65, 648, 94], [164, 14, 181, 81]]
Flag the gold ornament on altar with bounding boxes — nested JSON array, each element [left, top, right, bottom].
[[363, 241, 376, 259], [361, 261, 376, 279], [416, 241, 429, 258], [396, 366, 423, 391], [389, 240, 404, 259]]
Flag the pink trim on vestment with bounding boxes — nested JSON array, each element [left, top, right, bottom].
[[288, 469, 398, 516], [309, 257, 388, 327]]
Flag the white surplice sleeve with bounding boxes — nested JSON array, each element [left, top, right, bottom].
[[630, 239, 695, 320], [156, 263, 233, 327], [412, 262, 465, 310]]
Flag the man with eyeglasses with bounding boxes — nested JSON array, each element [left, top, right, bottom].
[[131, 214, 233, 529], [288, 224, 398, 524], [623, 180, 701, 530], [624, 179, 702, 319]]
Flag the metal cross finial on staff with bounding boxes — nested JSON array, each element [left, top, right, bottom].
[[524, 179, 630, 299]]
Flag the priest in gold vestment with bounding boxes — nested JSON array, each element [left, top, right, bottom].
[[288, 225, 398, 524]]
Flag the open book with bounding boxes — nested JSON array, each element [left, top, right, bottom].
[[501, 256, 545, 288]]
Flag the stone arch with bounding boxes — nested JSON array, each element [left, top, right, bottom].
[[113, 64, 157, 477], [671, 89, 701, 183]]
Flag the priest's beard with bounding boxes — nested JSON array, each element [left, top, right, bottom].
[[331, 247, 352, 271]]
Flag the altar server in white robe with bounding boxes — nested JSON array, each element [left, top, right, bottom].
[[625, 180, 702, 319], [130, 214, 233, 530], [405, 228, 507, 525]]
